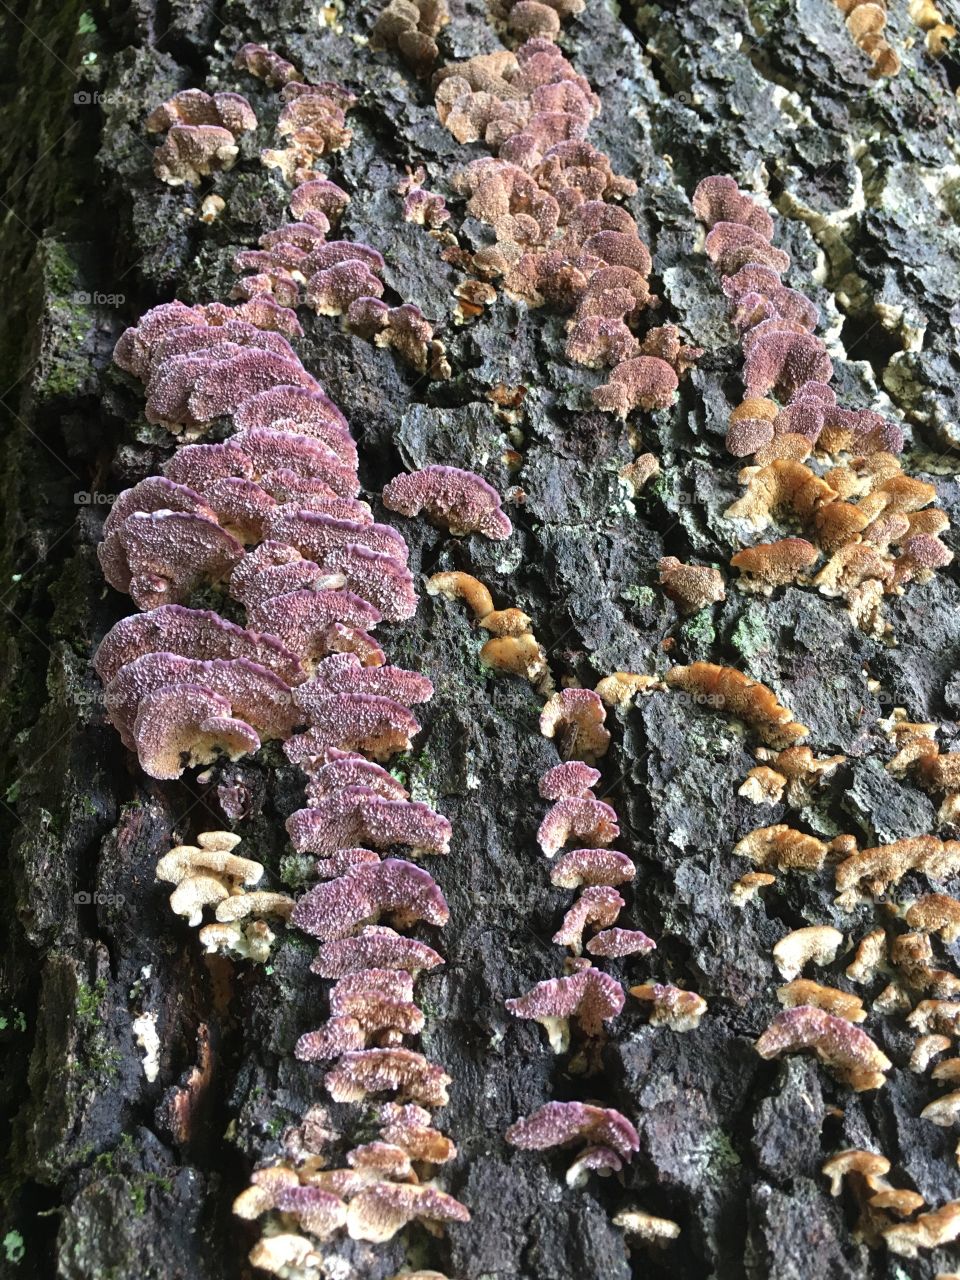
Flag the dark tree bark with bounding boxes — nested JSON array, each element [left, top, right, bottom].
[[2, 1, 960, 1278]]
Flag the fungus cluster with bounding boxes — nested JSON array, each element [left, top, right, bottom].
[[830, 1, 901, 76], [505, 689, 699, 1213], [95, 45, 476, 1275], [426, 570, 552, 689], [155, 830, 294, 960], [147, 89, 258, 186], [908, 0, 957, 55], [228, 52, 449, 379], [823, 1148, 960, 1254], [694, 176, 951, 634], [885, 711, 960, 826], [432, 37, 700, 417], [372, 0, 450, 76]]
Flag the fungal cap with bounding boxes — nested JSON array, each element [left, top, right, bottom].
[[755, 1006, 891, 1090], [776, 979, 865, 1023], [345, 1183, 470, 1243], [550, 848, 636, 888], [539, 688, 611, 762], [586, 927, 656, 958], [324, 1047, 452, 1107], [536, 795, 620, 858], [425, 570, 495, 619], [772, 925, 844, 980], [382, 465, 512, 540], [538, 761, 601, 800], [505, 968, 625, 1050], [629, 983, 707, 1031], [821, 1148, 891, 1197]]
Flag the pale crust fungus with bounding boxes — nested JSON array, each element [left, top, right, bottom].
[[629, 983, 707, 1032], [777, 979, 866, 1023], [835, 836, 960, 906], [733, 824, 829, 872], [664, 663, 809, 748], [594, 671, 660, 709], [613, 1208, 681, 1246], [846, 927, 888, 984], [921, 1090, 960, 1127], [772, 925, 844, 980], [910, 1035, 952, 1073], [731, 871, 777, 905], [755, 1006, 891, 1090], [906, 895, 960, 945], [539, 687, 611, 762], [883, 1201, 960, 1257]]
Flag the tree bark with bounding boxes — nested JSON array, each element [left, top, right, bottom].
[[2, 1, 959, 1278]]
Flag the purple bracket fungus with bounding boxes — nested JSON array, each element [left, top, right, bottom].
[[234, 42, 300, 86], [146, 89, 258, 136], [104, 653, 296, 750], [244, 591, 383, 669], [691, 175, 774, 238], [743, 330, 833, 401], [310, 544, 417, 623], [539, 688, 610, 762], [93, 605, 305, 687], [133, 684, 260, 780], [552, 885, 625, 953], [629, 983, 707, 1032], [505, 1100, 638, 1187], [287, 789, 450, 855], [704, 222, 791, 277], [324, 1047, 452, 1107], [99, 510, 243, 610], [289, 177, 351, 228], [538, 761, 601, 800], [153, 124, 239, 185], [537, 795, 620, 857], [264, 508, 408, 564], [302, 749, 410, 803], [309, 653, 432, 705], [311, 926, 444, 978], [402, 186, 450, 227], [506, 967, 625, 1051], [755, 1005, 891, 1090], [586, 928, 656, 959], [591, 355, 679, 418], [382, 465, 512, 539], [345, 1182, 470, 1243], [550, 848, 636, 888], [288, 690, 420, 763], [313, 848, 383, 879], [378, 1101, 457, 1164], [306, 260, 385, 315], [291, 859, 449, 941]]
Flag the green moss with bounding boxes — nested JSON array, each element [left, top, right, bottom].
[[680, 610, 716, 646], [621, 584, 655, 607], [3, 1231, 25, 1264], [732, 607, 772, 660]]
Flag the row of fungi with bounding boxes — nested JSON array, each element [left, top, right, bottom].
[[93, 49, 510, 1276], [503, 687, 708, 1249], [693, 175, 951, 638]]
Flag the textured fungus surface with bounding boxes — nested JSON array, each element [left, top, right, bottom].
[[7, 1, 960, 1279]]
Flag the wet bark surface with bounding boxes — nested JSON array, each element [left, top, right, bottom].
[[2, 0, 960, 1277]]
